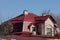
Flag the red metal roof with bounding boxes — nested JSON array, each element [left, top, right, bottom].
[[10, 13, 37, 22], [11, 14, 24, 21], [35, 15, 56, 23], [36, 16, 50, 21], [24, 13, 37, 22], [2, 13, 56, 27], [3, 13, 56, 23]]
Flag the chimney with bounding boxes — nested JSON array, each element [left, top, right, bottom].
[[42, 13, 47, 16], [23, 10, 28, 15]]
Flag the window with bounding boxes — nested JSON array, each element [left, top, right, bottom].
[[32, 27, 36, 31], [28, 26, 30, 30], [47, 28, 52, 36]]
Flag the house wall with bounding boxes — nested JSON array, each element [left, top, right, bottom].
[[45, 18, 54, 36], [36, 22, 45, 35], [42, 23, 45, 35], [22, 21, 32, 32]]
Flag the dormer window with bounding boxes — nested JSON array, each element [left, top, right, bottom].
[[32, 27, 36, 31]]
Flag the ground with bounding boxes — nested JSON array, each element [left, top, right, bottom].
[[0, 35, 60, 40]]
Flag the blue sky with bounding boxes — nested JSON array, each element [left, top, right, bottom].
[[0, 0, 60, 22]]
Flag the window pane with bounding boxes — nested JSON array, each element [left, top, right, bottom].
[[47, 28, 52, 36], [32, 27, 35, 31]]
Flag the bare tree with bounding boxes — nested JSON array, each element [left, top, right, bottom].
[[0, 22, 11, 35]]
